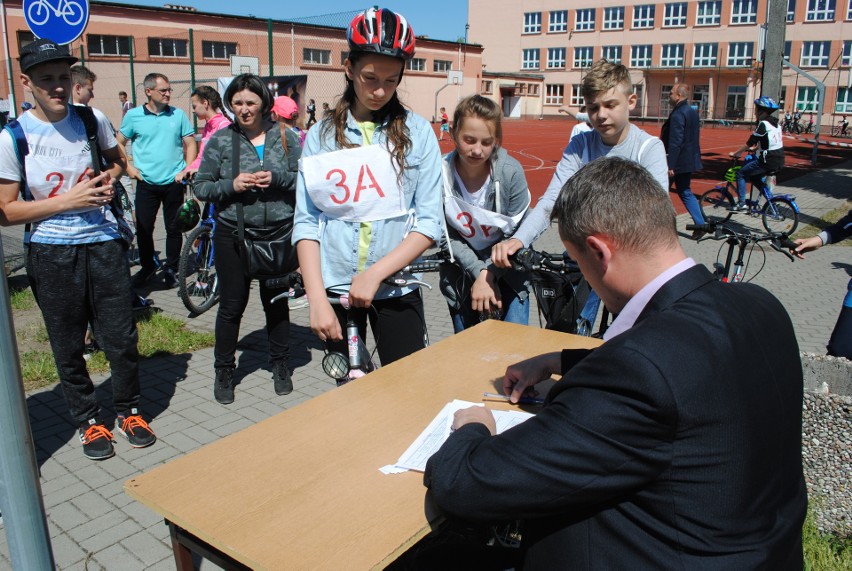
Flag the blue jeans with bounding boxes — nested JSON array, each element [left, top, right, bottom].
[[577, 289, 601, 334], [671, 172, 705, 225], [735, 160, 770, 204], [449, 279, 529, 333]]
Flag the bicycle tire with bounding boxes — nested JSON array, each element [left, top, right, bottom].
[[63, 1, 85, 25], [699, 187, 734, 224], [762, 197, 798, 235], [178, 224, 219, 314]]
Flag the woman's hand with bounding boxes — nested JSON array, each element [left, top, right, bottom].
[[253, 170, 272, 189], [471, 269, 501, 313], [233, 172, 259, 193], [310, 299, 342, 342], [348, 269, 382, 308]]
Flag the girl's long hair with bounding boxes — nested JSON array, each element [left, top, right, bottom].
[[322, 51, 411, 176]]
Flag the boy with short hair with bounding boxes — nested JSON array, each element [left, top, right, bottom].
[[439, 106, 450, 140], [492, 59, 668, 265], [0, 38, 155, 460]]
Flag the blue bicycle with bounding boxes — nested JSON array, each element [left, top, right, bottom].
[[177, 200, 219, 314], [699, 157, 800, 235]]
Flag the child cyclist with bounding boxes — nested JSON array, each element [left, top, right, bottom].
[[439, 95, 531, 332], [293, 7, 443, 366], [728, 96, 784, 211]]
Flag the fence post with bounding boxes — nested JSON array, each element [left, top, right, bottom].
[[189, 29, 196, 132], [267, 19, 274, 76], [0, 233, 55, 570], [128, 36, 136, 106]]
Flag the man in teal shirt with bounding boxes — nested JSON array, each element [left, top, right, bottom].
[[118, 72, 195, 287]]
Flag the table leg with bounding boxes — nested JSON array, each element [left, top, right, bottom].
[[168, 521, 195, 571]]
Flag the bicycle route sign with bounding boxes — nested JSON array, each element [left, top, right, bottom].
[[23, 0, 90, 45]]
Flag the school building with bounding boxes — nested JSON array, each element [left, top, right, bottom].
[[468, 0, 852, 127], [0, 1, 482, 130]]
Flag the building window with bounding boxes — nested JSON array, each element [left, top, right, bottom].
[[481, 80, 493, 94], [202, 40, 237, 60], [575, 8, 596, 31], [88, 35, 132, 56], [725, 86, 747, 119], [731, 0, 758, 24], [806, 0, 835, 20], [785, 41, 792, 60], [302, 48, 331, 65], [631, 44, 653, 67], [693, 43, 718, 66], [573, 46, 594, 68], [528, 84, 540, 96], [633, 83, 645, 111], [788, 0, 797, 21], [836, 88, 852, 112], [407, 58, 425, 71], [545, 84, 564, 105], [522, 48, 540, 69], [515, 82, 527, 96], [848, 0, 852, 19], [603, 7, 625, 30], [570, 85, 584, 106], [632, 4, 655, 28], [148, 38, 187, 58], [843, 40, 852, 65], [796, 86, 819, 110], [727, 42, 754, 66], [661, 44, 684, 67], [800, 41, 831, 66], [664, 3, 688, 27], [602, 45, 623, 63], [696, 1, 722, 25], [434, 60, 452, 73], [549, 10, 568, 32], [547, 47, 567, 69], [524, 12, 542, 33], [16, 30, 35, 51]]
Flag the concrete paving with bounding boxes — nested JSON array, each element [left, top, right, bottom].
[[0, 161, 849, 570]]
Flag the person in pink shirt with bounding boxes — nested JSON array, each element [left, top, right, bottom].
[[186, 85, 231, 175]]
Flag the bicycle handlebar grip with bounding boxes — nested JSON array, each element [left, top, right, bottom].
[[685, 223, 715, 232], [778, 237, 799, 251], [404, 261, 443, 273]]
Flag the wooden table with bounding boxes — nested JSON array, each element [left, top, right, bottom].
[[125, 321, 601, 570]]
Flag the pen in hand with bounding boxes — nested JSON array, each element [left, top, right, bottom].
[[483, 392, 545, 405]]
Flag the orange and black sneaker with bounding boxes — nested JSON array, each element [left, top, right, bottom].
[[115, 409, 156, 449], [79, 419, 115, 460]]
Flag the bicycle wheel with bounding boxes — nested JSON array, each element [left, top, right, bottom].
[[762, 197, 798, 235], [27, 1, 50, 25], [699, 187, 734, 224], [178, 224, 219, 314]]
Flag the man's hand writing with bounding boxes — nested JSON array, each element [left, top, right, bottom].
[[453, 406, 496, 435]]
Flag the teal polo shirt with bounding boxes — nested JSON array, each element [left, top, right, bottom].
[[119, 104, 194, 185]]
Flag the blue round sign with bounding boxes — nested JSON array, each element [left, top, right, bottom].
[[23, 0, 90, 45]]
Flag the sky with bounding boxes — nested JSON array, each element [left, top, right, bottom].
[[124, 1, 470, 43]]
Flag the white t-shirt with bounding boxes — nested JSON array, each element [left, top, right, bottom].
[[453, 168, 490, 209], [0, 106, 120, 244]]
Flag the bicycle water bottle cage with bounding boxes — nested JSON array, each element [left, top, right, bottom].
[[724, 166, 741, 183]]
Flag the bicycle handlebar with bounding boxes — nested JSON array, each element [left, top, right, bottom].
[[685, 222, 797, 261], [510, 247, 579, 273]]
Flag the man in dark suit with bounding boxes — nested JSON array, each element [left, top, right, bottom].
[[661, 83, 705, 234], [424, 157, 807, 570]]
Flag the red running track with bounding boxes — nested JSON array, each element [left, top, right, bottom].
[[435, 118, 852, 215]]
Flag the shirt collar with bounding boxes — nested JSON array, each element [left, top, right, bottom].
[[603, 258, 696, 341]]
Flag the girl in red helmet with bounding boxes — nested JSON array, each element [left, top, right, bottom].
[[293, 7, 443, 368]]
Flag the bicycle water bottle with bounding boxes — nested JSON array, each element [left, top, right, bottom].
[[346, 320, 361, 369], [732, 260, 745, 283]]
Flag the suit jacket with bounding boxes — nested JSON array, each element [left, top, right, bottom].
[[661, 100, 703, 174], [424, 265, 807, 570]]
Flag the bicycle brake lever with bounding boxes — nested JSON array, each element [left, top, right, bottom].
[[769, 240, 796, 262], [384, 272, 432, 290]]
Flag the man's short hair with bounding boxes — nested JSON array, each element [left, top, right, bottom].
[[118, 90, 127, 97], [70, 65, 96, 86], [674, 83, 690, 99], [581, 59, 633, 103], [143, 73, 169, 90], [551, 157, 676, 253]]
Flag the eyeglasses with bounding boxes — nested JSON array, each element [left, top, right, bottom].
[[152, 88, 173, 94]]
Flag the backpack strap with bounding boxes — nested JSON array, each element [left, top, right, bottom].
[[3, 119, 32, 201], [72, 105, 103, 176]]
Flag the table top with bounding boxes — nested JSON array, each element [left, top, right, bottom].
[[125, 321, 601, 570]]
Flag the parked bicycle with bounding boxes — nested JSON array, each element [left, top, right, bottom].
[[686, 221, 797, 282], [699, 156, 799, 234], [831, 120, 849, 138], [176, 177, 220, 314]]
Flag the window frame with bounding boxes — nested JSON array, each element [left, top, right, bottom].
[[800, 41, 831, 66], [547, 47, 567, 69], [693, 43, 718, 67], [201, 40, 237, 60], [545, 83, 564, 105], [573, 46, 594, 68], [406, 58, 426, 72], [842, 40, 852, 66], [570, 85, 584, 106], [523, 12, 542, 34], [630, 44, 653, 68], [522, 48, 541, 70], [805, 0, 836, 20], [696, 1, 722, 25], [731, 0, 758, 24], [603, 6, 625, 30], [727, 42, 754, 66], [434, 59, 453, 73], [147, 37, 188, 59], [87, 34, 132, 57], [602, 45, 623, 63], [788, 0, 797, 21], [549, 10, 568, 32], [575, 8, 596, 31], [632, 4, 656, 28], [663, 2, 688, 27], [481, 80, 493, 94], [836, 87, 852, 113], [302, 47, 331, 66]]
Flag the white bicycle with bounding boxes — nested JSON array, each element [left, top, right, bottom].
[[27, 0, 85, 26]]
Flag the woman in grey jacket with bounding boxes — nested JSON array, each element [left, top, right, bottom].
[[195, 74, 301, 404], [440, 95, 531, 332]]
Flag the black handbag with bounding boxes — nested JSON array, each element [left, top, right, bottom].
[[232, 129, 297, 279]]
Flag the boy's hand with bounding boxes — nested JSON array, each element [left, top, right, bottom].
[[63, 171, 113, 210], [492, 238, 523, 269]]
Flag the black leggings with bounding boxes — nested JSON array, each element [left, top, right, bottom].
[[212, 228, 291, 368], [327, 290, 428, 366]]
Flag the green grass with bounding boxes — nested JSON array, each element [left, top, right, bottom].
[[18, 311, 214, 392], [792, 202, 852, 244], [9, 286, 36, 310], [804, 505, 852, 570]]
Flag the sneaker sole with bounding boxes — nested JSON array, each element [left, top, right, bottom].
[[84, 448, 115, 460], [215, 395, 235, 405]]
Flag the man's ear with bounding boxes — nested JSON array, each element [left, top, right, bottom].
[[586, 235, 614, 272], [20, 73, 32, 93], [627, 92, 637, 111]]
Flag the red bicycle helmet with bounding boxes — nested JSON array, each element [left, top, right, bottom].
[[347, 7, 415, 61]]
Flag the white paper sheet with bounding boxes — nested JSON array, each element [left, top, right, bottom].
[[384, 399, 533, 473]]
